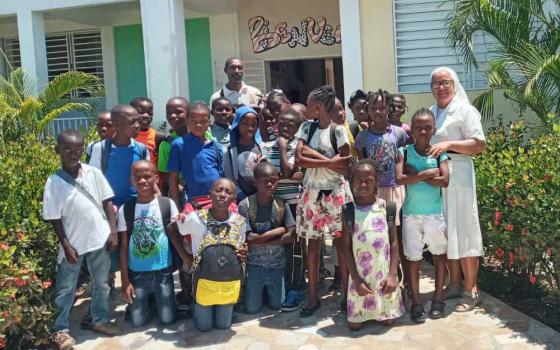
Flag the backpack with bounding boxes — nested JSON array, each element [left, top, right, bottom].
[[246, 195, 285, 232], [345, 201, 397, 234], [306, 121, 339, 154], [100, 138, 148, 174], [357, 125, 407, 159], [348, 121, 361, 140], [123, 196, 182, 272], [192, 209, 245, 306]]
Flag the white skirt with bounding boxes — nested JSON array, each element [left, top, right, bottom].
[[443, 154, 484, 259]]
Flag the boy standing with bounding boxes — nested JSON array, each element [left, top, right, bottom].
[[210, 97, 235, 149], [43, 130, 121, 350], [131, 97, 160, 169], [396, 108, 450, 323], [239, 162, 295, 313], [86, 111, 114, 160], [118, 160, 179, 326]]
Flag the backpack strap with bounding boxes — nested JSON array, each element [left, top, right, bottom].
[[273, 197, 285, 227], [330, 124, 338, 154], [100, 138, 112, 174], [220, 88, 225, 98], [348, 121, 360, 139], [403, 145, 408, 164], [394, 126, 406, 148], [306, 121, 319, 145], [123, 198, 137, 243], [134, 141, 148, 160], [157, 196, 171, 229], [247, 196, 285, 231], [385, 201, 397, 229], [212, 141, 225, 177]]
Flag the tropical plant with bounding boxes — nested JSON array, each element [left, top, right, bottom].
[[0, 68, 104, 144], [447, 0, 560, 132]]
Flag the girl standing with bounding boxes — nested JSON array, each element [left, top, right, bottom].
[[343, 159, 405, 330], [294, 85, 353, 317]]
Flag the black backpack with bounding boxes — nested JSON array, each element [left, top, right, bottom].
[[306, 121, 339, 154], [123, 196, 182, 272], [100, 138, 148, 174]]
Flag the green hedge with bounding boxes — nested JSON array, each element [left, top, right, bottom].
[[475, 120, 560, 292]]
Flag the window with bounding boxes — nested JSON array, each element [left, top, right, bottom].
[[394, 0, 494, 93], [2, 30, 104, 97]]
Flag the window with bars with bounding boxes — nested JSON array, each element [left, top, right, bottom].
[[394, 0, 495, 93], [2, 30, 104, 97]]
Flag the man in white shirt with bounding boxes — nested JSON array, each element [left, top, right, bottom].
[[209, 57, 262, 108]]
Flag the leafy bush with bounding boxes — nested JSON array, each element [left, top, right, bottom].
[[475, 118, 560, 294], [0, 135, 60, 348]]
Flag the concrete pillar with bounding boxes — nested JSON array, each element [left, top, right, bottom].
[[101, 26, 118, 109], [139, 0, 189, 127], [16, 10, 48, 91], [339, 0, 364, 119]]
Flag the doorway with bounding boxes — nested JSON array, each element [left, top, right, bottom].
[[267, 57, 344, 104]]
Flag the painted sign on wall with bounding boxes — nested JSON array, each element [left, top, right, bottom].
[[248, 16, 341, 53]]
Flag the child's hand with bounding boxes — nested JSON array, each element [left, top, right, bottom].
[[105, 232, 118, 252], [356, 279, 375, 296], [329, 154, 353, 171], [428, 141, 450, 158], [247, 233, 261, 243], [176, 213, 187, 223], [277, 136, 288, 149], [121, 282, 135, 304], [62, 243, 79, 264], [291, 171, 304, 181], [236, 243, 248, 262], [380, 273, 399, 295]]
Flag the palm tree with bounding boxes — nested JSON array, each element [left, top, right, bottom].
[[0, 68, 104, 144], [447, 0, 560, 132]]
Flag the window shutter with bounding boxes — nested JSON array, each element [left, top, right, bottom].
[[394, 0, 493, 93], [242, 60, 266, 94], [3, 38, 21, 70]]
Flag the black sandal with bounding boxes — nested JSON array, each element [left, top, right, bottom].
[[300, 301, 321, 318], [429, 300, 445, 319], [410, 304, 425, 324]]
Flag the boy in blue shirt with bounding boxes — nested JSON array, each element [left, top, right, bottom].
[[396, 108, 449, 323], [118, 160, 179, 326]]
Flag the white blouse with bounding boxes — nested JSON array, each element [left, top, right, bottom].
[[430, 97, 486, 144]]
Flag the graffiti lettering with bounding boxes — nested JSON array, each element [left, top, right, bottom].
[[248, 16, 341, 53]]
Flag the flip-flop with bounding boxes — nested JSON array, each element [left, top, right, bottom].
[[429, 300, 445, 319], [410, 304, 425, 323], [443, 285, 463, 300], [454, 290, 481, 312]]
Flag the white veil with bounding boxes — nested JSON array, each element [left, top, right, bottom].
[[430, 66, 470, 104]]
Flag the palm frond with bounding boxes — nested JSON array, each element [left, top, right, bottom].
[[37, 102, 92, 133], [40, 71, 103, 108]]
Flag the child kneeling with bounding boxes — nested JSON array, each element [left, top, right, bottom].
[[169, 179, 248, 331], [118, 160, 179, 327], [239, 162, 296, 313], [396, 108, 449, 322]]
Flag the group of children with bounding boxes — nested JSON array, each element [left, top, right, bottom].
[[43, 84, 453, 349]]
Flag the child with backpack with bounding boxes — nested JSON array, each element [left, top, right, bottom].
[[261, 109, 306, 311], [239, 162, 296, 313], [131, 97, 161, 169], [396, 108, 449, 322], [210, 97, 235, 149], [43, 130, 121, 350], [85, 111, 114, 160], [118, 160, 179, 327], [294, 85, 354, 317], [169, 178, 247, 331], [88, 104, 150, 273], [223, 106, 263, 202], [342, 159, 405, 330]]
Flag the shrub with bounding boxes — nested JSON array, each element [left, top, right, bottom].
[[0, 135, 60, 348], [475, 119, 560, 294]]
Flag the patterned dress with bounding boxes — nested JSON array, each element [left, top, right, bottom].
[[347, 201, 405, 323]]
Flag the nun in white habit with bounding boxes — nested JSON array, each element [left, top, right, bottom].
[[428, 67, 486, 312]]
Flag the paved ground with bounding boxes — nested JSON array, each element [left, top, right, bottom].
[[67, 261, 560, 350]]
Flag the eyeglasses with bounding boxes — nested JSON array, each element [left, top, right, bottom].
[[431, 80, 453, 89]]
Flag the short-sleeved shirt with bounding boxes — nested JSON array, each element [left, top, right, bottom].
[[157, 132, 179, 173], [176, 211, 247, 258], [117, 198, 178, 272], [354, 125, 408, 187], [88, 139, 149, 207], [210, 124, 231, 149], [42, 164, 114, 264], [431, 98, 486, 144], [167, 134, 224, 199], [261, 138, 301, 204], [296, 121, 350, 190], [135, 128, 158, 169], [209, 82, 261, 107], [399, 145, 448, 215], [238, 198, 295, 269]]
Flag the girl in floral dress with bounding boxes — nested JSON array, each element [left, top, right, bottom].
[[342, 159, 405, 330]]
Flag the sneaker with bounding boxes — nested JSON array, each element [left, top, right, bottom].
[[281, 290, 306, 312], [51, 332, 75, 350], [91, 321, 122, 336]]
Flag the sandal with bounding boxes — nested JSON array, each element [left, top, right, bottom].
[[429, 300, 445, 319], [442, 285, 463, 300], [454, 290, 481, 312], [300, 300, 321, 318], [91, 321, 122, 336], [410, 304, 425, 324]]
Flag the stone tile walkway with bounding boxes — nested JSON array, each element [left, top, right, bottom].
[[68, 263, 559, 350]]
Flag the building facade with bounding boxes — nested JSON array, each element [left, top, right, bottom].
[[0, 0, 519, 128]]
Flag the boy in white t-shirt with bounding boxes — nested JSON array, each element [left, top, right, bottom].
[[42, 130, 121, 350]]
